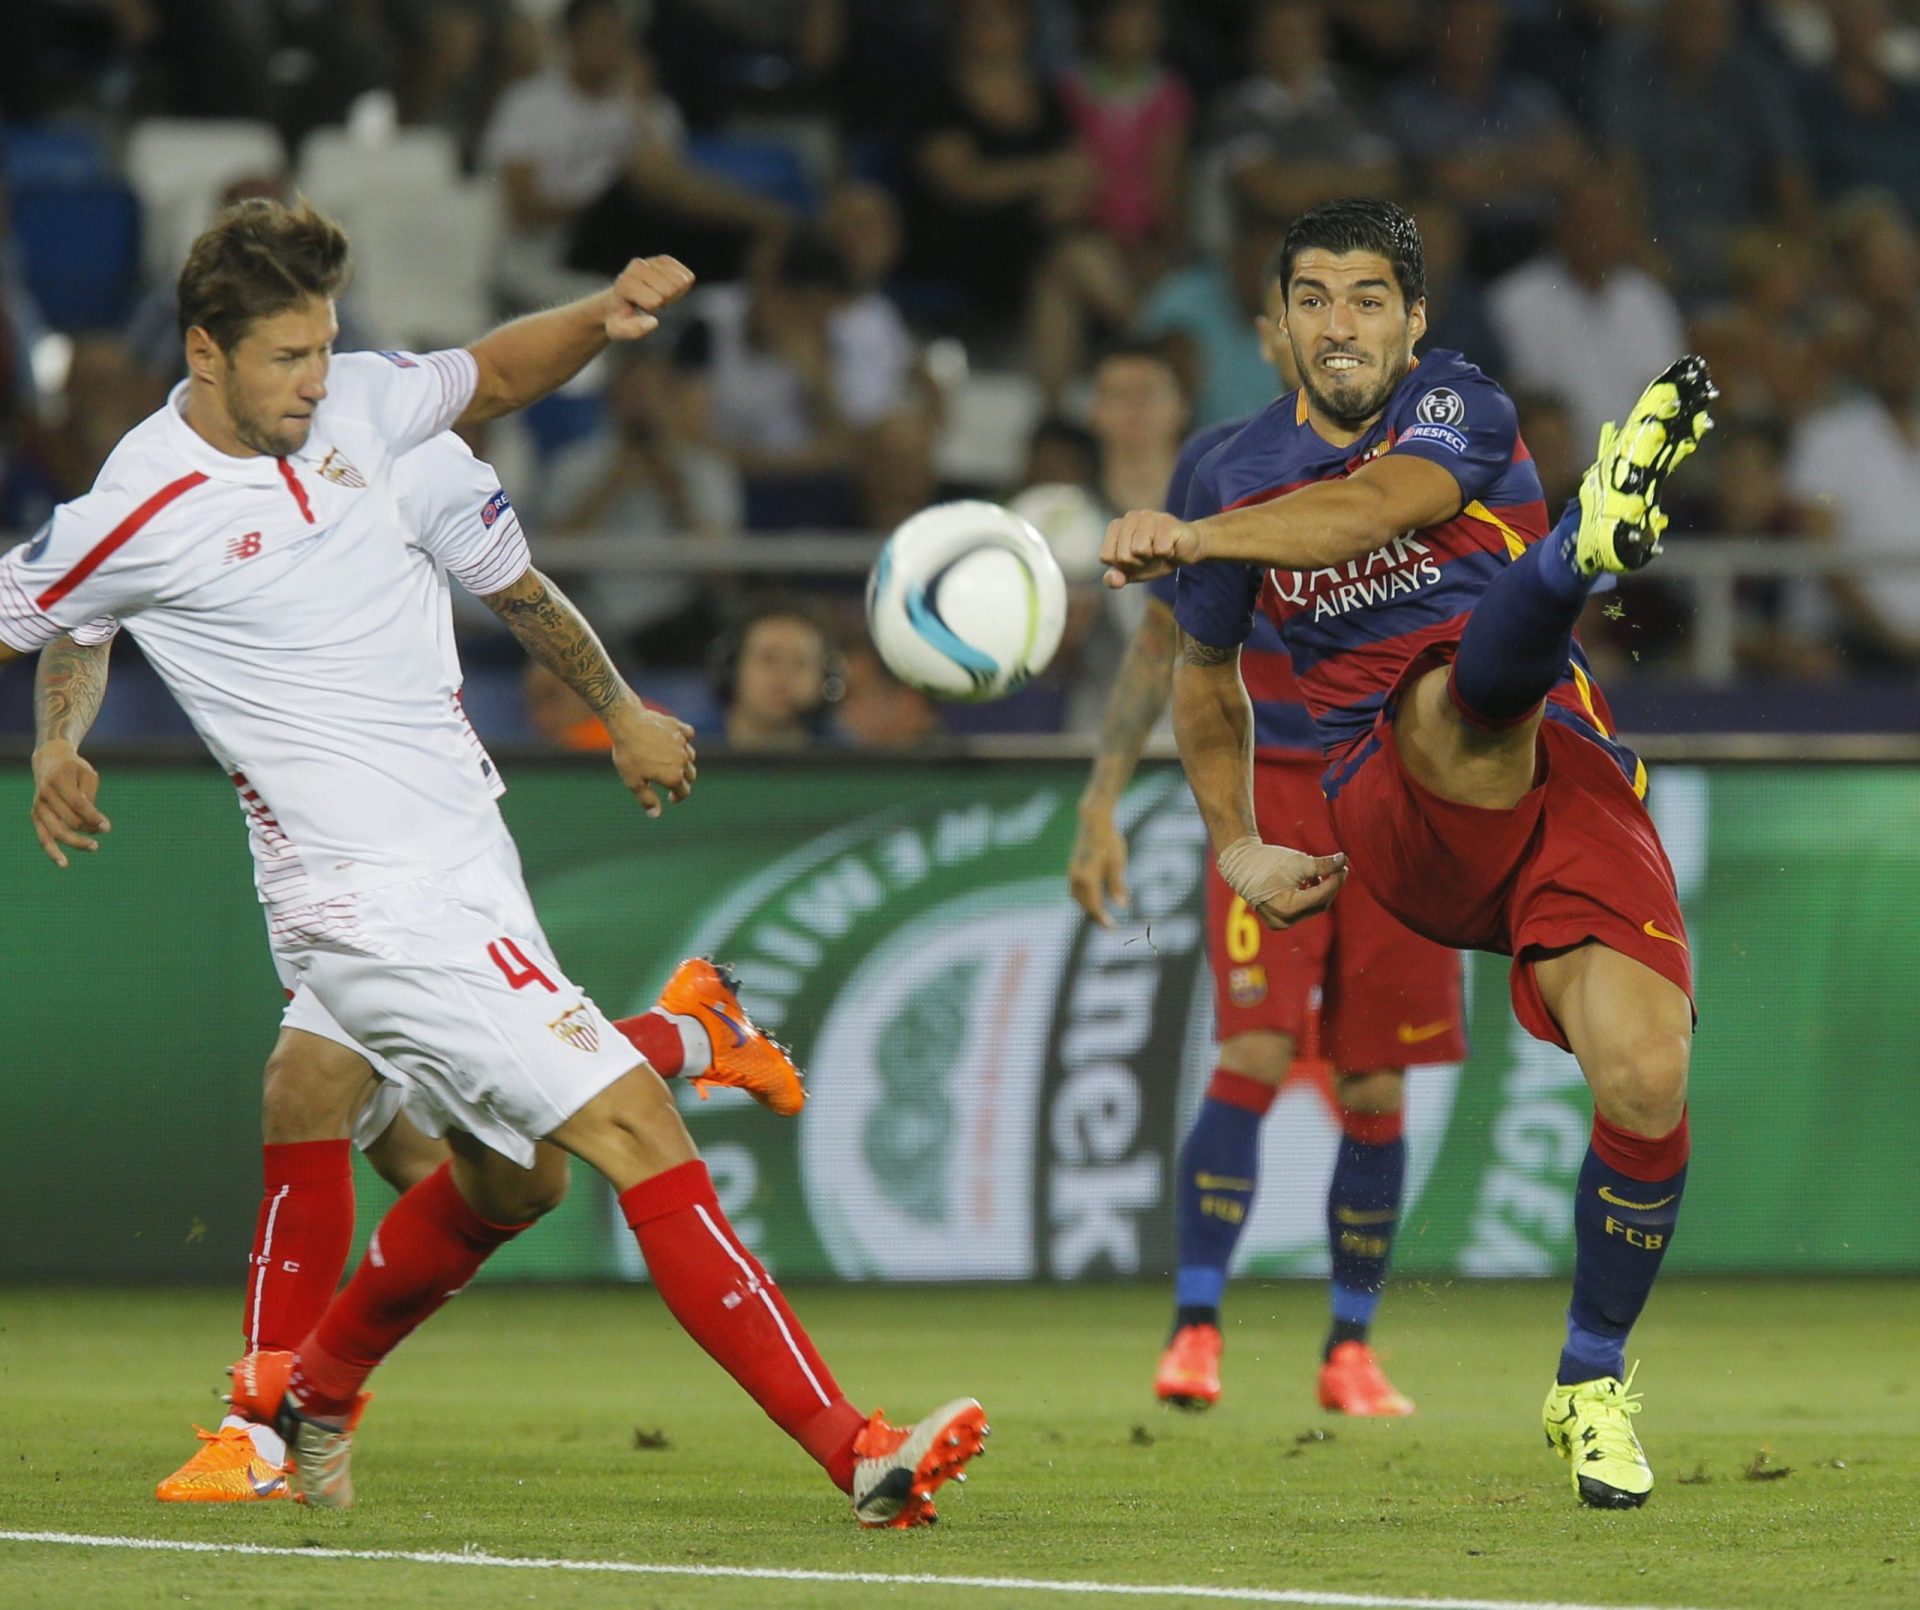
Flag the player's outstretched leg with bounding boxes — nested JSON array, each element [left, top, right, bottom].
[[1317, 1071, 1414, 1418], [1448, 356, 1715, 730], [567, 1069, 985, 1528], [1157, 1041, 1288, 1409], [1534, 945, 1691, 1510]]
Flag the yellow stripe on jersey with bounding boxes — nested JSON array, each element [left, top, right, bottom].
[[1567, 662, 1650, 799], [1569, 661, 1607, 734], [1465, 499, 1528, 560]]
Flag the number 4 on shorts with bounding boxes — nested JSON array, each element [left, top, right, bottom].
[[488, 937, 557, 993]]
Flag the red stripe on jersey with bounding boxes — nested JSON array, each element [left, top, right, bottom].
[[277, 459, 315, 524], [1222, 475, 1320, 513], [35, 471, 208, 610], [1301, 614, 1469, 715], [1239, 642, 1307, 705]]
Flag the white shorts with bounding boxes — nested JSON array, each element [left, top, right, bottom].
[[267, 833, 640, 1166], [275, 973, 414, 1154]]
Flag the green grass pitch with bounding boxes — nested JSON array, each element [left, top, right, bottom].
[[1, 1280, 1915, 1609]]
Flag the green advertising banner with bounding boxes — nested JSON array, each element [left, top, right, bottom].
[[3, 759, 1917, 1288]]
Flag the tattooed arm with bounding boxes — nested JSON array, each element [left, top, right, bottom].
[[1069, 595, 1177, 927], [479, 567, 696, 816], [1170, 628, 1257, 855], [31, 635, 114, 867]]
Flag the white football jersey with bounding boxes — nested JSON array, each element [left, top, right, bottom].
[[0, 349, 535, 907]]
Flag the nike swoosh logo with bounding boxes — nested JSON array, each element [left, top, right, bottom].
[[1598, 1186, 1677, 1211], [708, 1004, 748, 1049], [1642, 920, 1687, 948], [248, 1466, 287, 1497], [1396, 1020, 1452, 1044], [1194, 1173, 1253, 1191], [1335, 1208, 1398, 1226]]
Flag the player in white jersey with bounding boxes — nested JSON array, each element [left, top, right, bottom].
[[29, 429, 809, 1502], [1, 198, 985, 1526]]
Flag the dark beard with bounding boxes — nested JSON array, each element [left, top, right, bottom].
[[224, 379, 305, 458], [1294, 350, 1410, 429]]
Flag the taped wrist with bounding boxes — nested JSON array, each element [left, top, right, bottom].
[[1217, 835, 1300, 911]]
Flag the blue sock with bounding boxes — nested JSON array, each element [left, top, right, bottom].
[[1325, 1122, 1406, 1357], [1559, 1114, 1689, 1385], [1172, 1071, 1271, 1333], [1450, 499, 1591, 725]]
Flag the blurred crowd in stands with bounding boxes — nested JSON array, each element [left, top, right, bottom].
[[2, 0, 1919, 748]]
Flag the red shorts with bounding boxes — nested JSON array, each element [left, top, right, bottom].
[[1205, 755, 1466, 1070], [1325, 695, 1693, 1052]]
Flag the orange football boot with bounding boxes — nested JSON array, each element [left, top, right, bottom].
[[1156, 1323, 1223, 1409], [1317, 1340, 1415, 1417], [659, 957, 805, 1116], [851, 1399, 989, 1528], [155, 1424, 289, 1503]]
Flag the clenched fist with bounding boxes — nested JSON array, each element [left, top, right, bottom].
[[1216, 835, 1347, 929], [605, 256, 696, 341], [1100, 510, 1206, 589]]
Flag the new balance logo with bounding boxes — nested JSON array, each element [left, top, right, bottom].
[[225, 532, 263, 564]]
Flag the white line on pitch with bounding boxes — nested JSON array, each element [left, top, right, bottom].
[[0, 1530, 1722, 1610]]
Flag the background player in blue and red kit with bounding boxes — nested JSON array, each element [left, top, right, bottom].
[[1099, 198, 1715, 1509], [1067, 329, 1463, 1419]]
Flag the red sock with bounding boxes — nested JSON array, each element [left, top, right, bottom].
[[290, 1163, 529, 1417], [615, 1010, 685, 1077], [621, 1161, 865, 1492], [245, 1140, 355, 1353]]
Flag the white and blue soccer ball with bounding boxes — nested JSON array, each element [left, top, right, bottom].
[[866, 500, 1069, 702]]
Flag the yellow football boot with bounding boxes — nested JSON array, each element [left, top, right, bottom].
[[1543, 1363, 1654, 1509], [1574, 355, 1716, 577]]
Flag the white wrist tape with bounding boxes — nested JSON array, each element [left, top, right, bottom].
[[1216, 835, 1306, 911]]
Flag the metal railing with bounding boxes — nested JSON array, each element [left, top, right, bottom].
[[5, 526, 1916, 688], [520, 532, 1920, 688]]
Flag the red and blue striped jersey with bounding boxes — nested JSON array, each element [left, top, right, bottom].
[[1171, 348, 1638, 790], [1149, 418, 1319, 760]]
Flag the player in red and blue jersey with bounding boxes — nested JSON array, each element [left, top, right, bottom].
[[1069, 331, 1463, 1421], [1099, 198, 1714, 1509]]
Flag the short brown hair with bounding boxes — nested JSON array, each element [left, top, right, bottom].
[[176, 197, 352, 352]]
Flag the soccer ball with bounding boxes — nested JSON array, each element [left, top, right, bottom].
[[866, 500, 1069, 701]]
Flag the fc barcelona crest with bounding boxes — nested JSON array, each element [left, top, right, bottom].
[[549, 1005, 601, 1054]]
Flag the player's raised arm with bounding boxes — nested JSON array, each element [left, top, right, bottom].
[[1101, 453, 1466, 586], [1070, 593, 1178, 927], [479, 567, 695, 818], [459, 256, 696, 427], [30, 634, 114, 867]]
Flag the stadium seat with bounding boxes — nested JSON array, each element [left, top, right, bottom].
[[10, 179, 141, 330], [295, 126, 459, 217], [1, 124, 112, 190], [124, 119, 285, 283], [683, 133, 817, 213], [934, 369, 1044, 488], [334, 176, 500, 351]]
